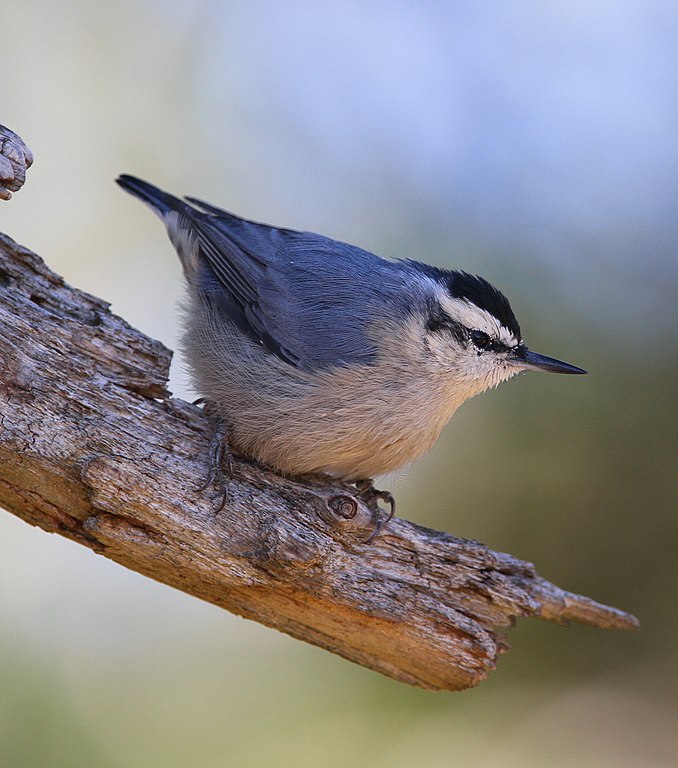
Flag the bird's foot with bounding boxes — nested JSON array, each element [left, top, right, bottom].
[[354, 479, 396, 542], [194, 398, 234, 512]]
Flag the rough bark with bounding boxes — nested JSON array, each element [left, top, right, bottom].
[[0, 232, 638, 691], [0, 124, 33, 200]]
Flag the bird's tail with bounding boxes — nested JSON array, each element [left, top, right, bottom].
[[116, 174, 189, 218], [116, 174, 203, 280]]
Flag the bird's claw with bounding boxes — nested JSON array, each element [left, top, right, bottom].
[[355, 479, 396, 542], [195, 401, 233, 513]]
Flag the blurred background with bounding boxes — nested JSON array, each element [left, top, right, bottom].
[[1, 1, 677, 766]]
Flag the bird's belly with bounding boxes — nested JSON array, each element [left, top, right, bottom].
[[310, 425, 442, 480], [186, 325, 461, 481], [230, 379, 458, 481]]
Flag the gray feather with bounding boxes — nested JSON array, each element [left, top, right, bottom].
[[118, 175, 429, 371]]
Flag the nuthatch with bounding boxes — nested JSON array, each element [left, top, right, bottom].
[[117, 175, 586, 536]]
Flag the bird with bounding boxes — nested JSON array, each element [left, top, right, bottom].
[[116, 174, 586, 538]]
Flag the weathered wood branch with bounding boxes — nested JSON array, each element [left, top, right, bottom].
[[0, 232, 638, 691], [0, 124, 33, 200]]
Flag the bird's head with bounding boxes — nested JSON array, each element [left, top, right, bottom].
[[415, 268, 586, 399]]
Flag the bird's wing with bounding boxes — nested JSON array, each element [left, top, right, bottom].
[[187, 205, 399, 371], [116, 176, 414, 371]]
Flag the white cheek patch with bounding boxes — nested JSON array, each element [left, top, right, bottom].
[[438, 294, 519, 347]]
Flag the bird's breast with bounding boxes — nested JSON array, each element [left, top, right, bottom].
[[227, 363, 463, 480]]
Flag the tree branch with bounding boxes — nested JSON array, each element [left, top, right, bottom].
[[0, 232, 638, 691], [0, 124, 33, 200]]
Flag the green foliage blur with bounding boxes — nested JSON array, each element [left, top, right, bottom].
[[1, 2, 676, 766]]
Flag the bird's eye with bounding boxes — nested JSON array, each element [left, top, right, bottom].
[[470, 330, 491, 350]]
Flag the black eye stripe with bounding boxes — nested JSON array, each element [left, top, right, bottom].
[[470, 329, 512, 353], [426, 307, 515, 352], [425, 317, 446, 333], [425, 309, 466, 344]]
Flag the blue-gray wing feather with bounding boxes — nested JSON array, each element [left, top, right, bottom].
[[116, 176, 432, 371], [186, 204, 414, 370]]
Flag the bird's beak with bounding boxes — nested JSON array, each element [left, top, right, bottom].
[[512, 345, 587, 375]]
